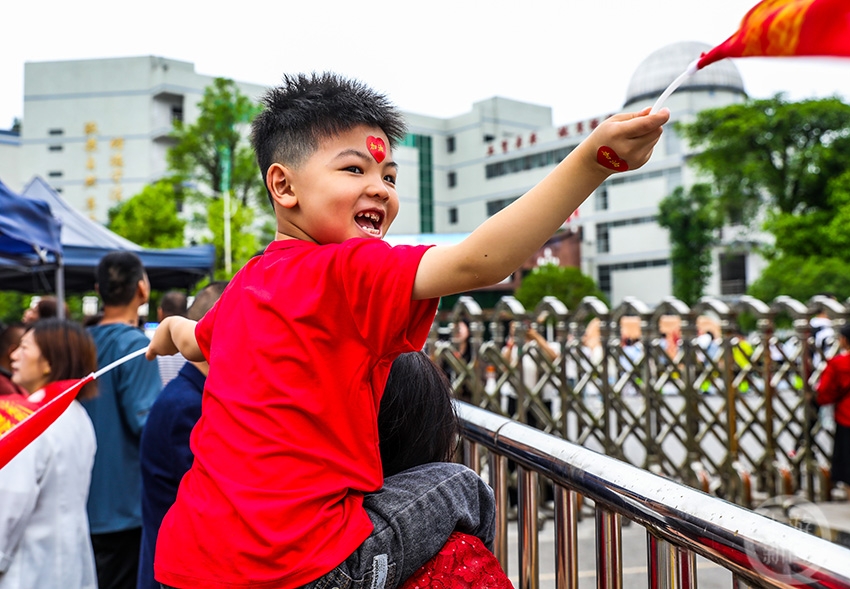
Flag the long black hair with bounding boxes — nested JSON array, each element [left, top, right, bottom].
[[379, 351, 459, 477]]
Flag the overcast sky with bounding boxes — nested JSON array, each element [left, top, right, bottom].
[[3, 0, 850, 129]]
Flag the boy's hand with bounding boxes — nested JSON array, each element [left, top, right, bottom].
[[145, 317, 181, 360], [146, 316, 205, 362], [585, 107, 670, 175], [412, 106, 669, 301]]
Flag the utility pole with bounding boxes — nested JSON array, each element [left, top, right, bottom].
[[219, 143, 232, 276], [212, 80, 256, 277]]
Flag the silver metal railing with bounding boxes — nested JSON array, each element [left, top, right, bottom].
[[456, 401, 850, 589]]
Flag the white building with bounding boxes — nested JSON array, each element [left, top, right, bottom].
[[15, 42, 767, 306], [0, 129, 20, 188], [19, 56, 267, 222]]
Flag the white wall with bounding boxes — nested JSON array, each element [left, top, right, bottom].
[[0, 132, 20, 190], [611, 265, 671, 307]]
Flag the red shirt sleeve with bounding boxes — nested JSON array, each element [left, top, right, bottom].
[[336, 239, 438, 357]]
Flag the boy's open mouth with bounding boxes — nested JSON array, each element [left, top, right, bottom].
[[355, 211, 383, 237]]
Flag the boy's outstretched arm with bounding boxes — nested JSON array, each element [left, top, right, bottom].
[[145, 316, 205, 363], [412, 107, 669, 300]]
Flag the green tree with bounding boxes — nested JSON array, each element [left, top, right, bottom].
[[514, 263, 605, 311], [165, 77, 273, 276], [167, 78, 264, 207], [657, 184, 722, 305], [678, 94, 850, 220], [748, 256, 850, 303], [678, 95, 850, 300], [203, 197, 260, 279], [0, 291, 27, 324], [761, 170, 850, 259], [749, 170, 850, 302], [108, 180, 186, 248]]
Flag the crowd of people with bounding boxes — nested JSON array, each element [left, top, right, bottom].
[[0, 247, 509, 589], [0, 252, 204, 589], [441, 307, 850, 500], [3, 265, 849, 589], [0, 70, 669, 589]]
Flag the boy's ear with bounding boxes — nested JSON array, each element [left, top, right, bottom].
[[266, 163, 298, 210]]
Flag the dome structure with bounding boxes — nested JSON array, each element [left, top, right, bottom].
[[624, 41, 746, 108]]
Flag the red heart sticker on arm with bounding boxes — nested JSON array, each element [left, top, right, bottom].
[[367, 136, 386, 163], [597, 146, 629, 172]]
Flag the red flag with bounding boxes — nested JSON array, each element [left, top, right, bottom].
[[0, 377, 92, 470], [698, 0, 850, 69], [0, 397, 38, 435]]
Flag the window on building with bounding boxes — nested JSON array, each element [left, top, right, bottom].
[[484, 145, 576, 180], [483, 134, 495, 143], [610, 215, 656, 228], [598, 259, 669, 300], [665, 130, 682, 155], [486, 197, 518, 217], [171, 106, 184, 124], [414, 134, 434, 233], [598, 266, 611, 296], [47, 171, 63, 178], [666, 168, 682, 194], [720, 253, 747, 296], [608, 168, 664, 186], [448, 171, 457, 188], [596, 223, 610, 254], [449, 207, 458, 225], [48, 128, 64, 136], [727, 205, 746, 226], [48, 145, 63, 152], [595, 186, 608, 211], [446, 136, 456, 153]]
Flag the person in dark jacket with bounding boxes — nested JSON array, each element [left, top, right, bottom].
[[138, 281, 228, 589]]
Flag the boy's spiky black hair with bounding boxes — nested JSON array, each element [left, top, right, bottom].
[[250, 72, 407, 208]]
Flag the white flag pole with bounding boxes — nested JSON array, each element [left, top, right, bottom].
[[650, 59, 700, 115]]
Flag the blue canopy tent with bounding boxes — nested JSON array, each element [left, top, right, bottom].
[[0, 179, 67, 314], [0, 176, 215, 294], [20, 177, 215, 292]]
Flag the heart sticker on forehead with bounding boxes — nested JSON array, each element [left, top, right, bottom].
[[367, 136, 386, 163]]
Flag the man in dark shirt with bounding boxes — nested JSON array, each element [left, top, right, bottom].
[[138, 281, 228, 589]]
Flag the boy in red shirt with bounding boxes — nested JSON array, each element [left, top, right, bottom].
[[147, 72, 668, 589]]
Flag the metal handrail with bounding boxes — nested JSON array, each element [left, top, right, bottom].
[[456, 401, 850, 589]]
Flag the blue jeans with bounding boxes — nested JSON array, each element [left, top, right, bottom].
[[162, 463, 495, 589], [301, 462, 496, 589]]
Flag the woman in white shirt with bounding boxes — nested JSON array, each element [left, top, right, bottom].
[[1, 318, 98, 589]]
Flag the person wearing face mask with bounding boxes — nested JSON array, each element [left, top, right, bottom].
[[0, 318, 99, 589]]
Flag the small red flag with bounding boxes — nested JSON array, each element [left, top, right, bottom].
[[0, 346, 146, 470], [0, 397, 38, 435], [0, 377, 92, 470], [698, 0, 850, 69]]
